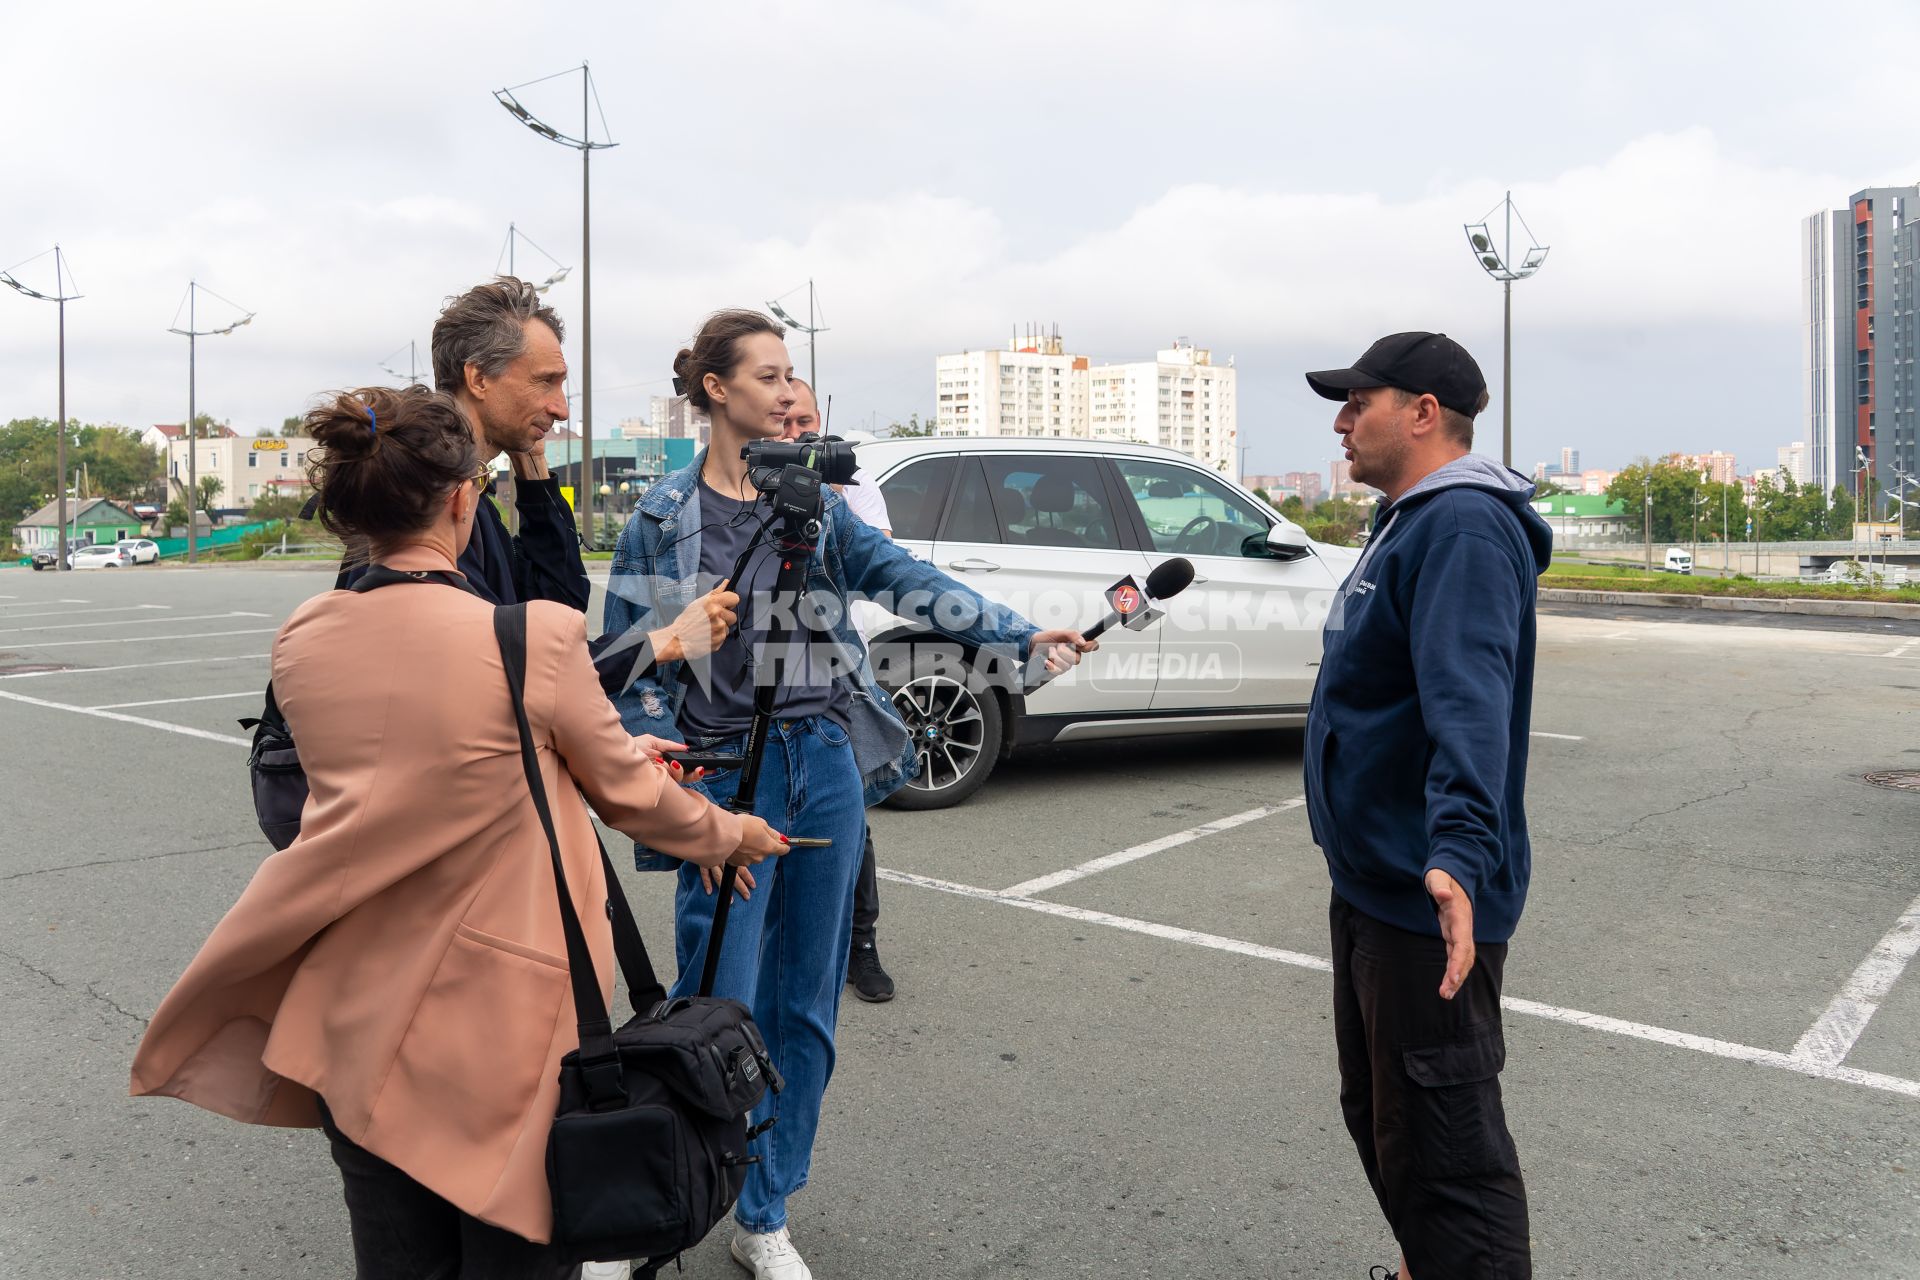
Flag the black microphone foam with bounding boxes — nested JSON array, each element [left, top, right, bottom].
[[1146, 557, 1195, 600]]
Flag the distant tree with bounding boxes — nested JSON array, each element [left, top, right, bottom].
[[73, 425, 161, 502], [164, 498, 191, 531], [1278, 494, 1306, 519], [1299, 495, 1375, 546], [196, 475, 223, 515], [889, 413, 937, 438], [248, 492, 307, 522]]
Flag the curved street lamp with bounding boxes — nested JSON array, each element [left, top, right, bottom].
[[494, 64, 616, 548], [379, 340, 429, 387], [498, 222, 572, 294], [767, 280, 828, 389], [167, 281, 255, 564], [2, 245, 81, 569], [1463, 192, 1549, 471]]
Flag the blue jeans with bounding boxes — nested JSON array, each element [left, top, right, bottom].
[[668, 715, 866, 1234]]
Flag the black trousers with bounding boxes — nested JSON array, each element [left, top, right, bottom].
[[851, 823, 880, 950], [1329, 892, 1531, 1279], [317, 1100, 578, 1280]]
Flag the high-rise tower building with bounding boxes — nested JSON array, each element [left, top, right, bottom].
[[1803, 185, 1920, 501]]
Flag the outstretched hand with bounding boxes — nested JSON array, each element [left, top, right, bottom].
[[1033, 628, 1099, 675], [1424, 868, 1475, 1000]]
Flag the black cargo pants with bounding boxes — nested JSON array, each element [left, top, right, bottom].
[[1330, 892, 1532, 1278]]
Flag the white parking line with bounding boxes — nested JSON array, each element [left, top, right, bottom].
[[0, 597, 87, 606], [0, 688, 251, 747], [0, 653, 270, 680], [1001, 800, 1305, 898], [0, 604, 169, 620], [1530, 731, 1585, 741], [877, 868, 1920, 1101], [88, 690, 263, 711], [1790, 891, 1920, 1068], [8, 628, 279, 649], [0, 610, 267, 636]]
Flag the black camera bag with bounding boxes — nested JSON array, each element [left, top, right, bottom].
[[493, 604, 781, 1272]]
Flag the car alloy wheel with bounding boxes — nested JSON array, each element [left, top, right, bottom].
[[882, 647, 1005, 810]]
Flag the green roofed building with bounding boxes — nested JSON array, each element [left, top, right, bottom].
[[1529, 493, 1633, 543], [14, 497, 143, 552]]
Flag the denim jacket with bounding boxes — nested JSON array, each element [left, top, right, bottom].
[[605, 450, 1041, 870]]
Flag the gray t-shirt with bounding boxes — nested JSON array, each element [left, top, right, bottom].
[[677, 480, 851, 739]]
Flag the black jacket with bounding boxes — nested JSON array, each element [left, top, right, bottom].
[[338, 475, 589, 609]]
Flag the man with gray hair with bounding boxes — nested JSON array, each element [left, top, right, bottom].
[[340, 278, 588, 605], [414, 276, 590, 607]]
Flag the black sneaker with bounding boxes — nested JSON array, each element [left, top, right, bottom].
[[847, 942, 895, 1002]]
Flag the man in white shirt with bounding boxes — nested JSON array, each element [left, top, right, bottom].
[[784, 379, 896, 1002]]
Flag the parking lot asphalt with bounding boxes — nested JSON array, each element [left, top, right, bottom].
[[2, 565, 1917, 1278]]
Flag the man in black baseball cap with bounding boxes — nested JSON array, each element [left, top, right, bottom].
[[1301, 331, 1550, 1279]]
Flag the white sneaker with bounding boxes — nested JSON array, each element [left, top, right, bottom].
[[730, 1226, 813, 1280], [579, 1261, 630, 1279]]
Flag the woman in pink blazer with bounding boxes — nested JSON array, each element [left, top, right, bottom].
[[131, 385, 785, 1279]]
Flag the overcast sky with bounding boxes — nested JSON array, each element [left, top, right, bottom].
[[5, 0, 1917, 478]]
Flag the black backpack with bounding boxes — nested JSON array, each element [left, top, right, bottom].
[[238, 567, 473, 850]]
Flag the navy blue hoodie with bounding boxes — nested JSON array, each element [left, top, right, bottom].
[[1303, 455, 1553, 943]]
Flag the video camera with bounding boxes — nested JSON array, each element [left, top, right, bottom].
[[742, 433, 860, 532], [742, 433, 859, 491]]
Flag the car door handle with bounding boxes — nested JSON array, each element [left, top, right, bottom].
[[947, 558, 1000, 573], [1189, 573, 1210, 585]]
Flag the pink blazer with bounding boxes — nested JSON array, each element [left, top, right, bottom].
[[130, 548, 742, 1243]]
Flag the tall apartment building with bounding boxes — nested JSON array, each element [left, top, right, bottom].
[[1777, 441, 1811, 486], [935, 327, 1088, 441], [1803, 185, 1920, 498], [648, 395, 710, 446], [1672, 451, 1738, 485], [934, 329, 1238, 474]]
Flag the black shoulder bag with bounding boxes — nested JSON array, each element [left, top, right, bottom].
[[492, 603, 782, 1272], [239, 566, 473, 850]]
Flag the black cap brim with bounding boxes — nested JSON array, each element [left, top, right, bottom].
[[1304, 367, 1383, 402]]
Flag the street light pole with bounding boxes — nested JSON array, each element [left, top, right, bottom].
[[1644, 479, 1653, 573], [494, 64, 615, 549], [581, 70, 595, 547], [168, 281, 255, 564], [2, 245, 81, 569], [1464, 192, 1549, 471]]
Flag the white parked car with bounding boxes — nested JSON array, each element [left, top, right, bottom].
[[116, 538, 161, 565], [68, 544, 132, 569], [852, 437, 1358, 809]]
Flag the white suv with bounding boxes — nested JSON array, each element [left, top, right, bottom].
[[853, 437, 1357, 809]]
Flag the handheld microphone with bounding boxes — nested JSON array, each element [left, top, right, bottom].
[[1026, 557, 1195, 692]]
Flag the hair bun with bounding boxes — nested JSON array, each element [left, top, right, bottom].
[[305, 395, 379, 460]]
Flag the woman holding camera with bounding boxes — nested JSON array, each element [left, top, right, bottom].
[[604, 310, 1092, 1280], [132, 385, 785, 1279]]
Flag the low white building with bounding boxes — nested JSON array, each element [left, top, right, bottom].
[[147, 425, 317, 508]]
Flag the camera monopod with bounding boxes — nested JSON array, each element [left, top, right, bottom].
[[696, 462, 829, 999]]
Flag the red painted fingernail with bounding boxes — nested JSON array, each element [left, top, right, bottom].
[[779, 836, 790, 844]]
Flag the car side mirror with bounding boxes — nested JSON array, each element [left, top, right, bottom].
[[1249, 523, 1312, 562]]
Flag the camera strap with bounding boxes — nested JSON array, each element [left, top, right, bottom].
[[494, 603, 668, 1070]]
